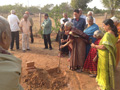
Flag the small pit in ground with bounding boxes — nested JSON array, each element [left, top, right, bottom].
[[23, 67, 69, 90]]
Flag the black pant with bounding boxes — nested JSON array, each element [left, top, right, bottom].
[[30, 26, 34, 43], [43, 34, 52, 48], [10, 31, 19, 49]]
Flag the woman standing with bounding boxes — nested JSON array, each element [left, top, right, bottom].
[[111, 16, 120, 67], [91, 19, 118, 90], [83, 30, 104, 77], [84, 16, 99, 57]]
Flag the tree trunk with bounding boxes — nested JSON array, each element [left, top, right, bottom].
[[111, 8, 115, 17]]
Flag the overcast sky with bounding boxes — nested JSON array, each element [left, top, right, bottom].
[[0, 0, 105, 9]]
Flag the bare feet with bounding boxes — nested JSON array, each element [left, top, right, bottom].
[[97, 86, 101, 90], [67, 58, 70, 62]]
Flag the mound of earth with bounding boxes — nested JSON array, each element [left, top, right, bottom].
[[23, 68, 69, 90]]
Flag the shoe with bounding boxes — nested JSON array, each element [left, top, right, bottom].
[[27, 49, 31, 51], [49, 48, 52, 50], [89, 74, 96, 77], [23, 50, 26, 52], [17, 49, 20, 50], [76, 69, 83, 73], [44, 47, 48, 49], [10, 49, 14, 51]]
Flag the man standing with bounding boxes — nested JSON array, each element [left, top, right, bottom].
[[60, 13, 71, 24], [86, 11, 96, 24], [20, 14, 31, 52], [8, 10, 20, 51], [42, 13, 52, 50], [72, 9, 86, 31], [25, 11, 34, 43], [79, 8, 86, 21]]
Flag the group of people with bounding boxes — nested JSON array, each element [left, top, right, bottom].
[[7, 10, 34, 52], [59, 9, 120, 90], [0, 8, 119, 90], [0, 10, 53, 89]]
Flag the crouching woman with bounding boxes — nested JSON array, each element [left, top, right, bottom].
[[60, 21, 89, 72]]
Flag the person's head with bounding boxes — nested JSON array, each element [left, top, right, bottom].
[[23, 14, 28, 21], [64, 21, 73, 35], [87, 16, 94, 26], [103, 19, 118, 37], [11, 10, 16, 14], [0, 16, 11, 50], [93, 30, 104, 39], [79, 8, 83, 16], [63, 13, 68, 19], [44, 13, 49, 19], [111, 16, 119, 26], [73, 9, 80, 19], [25, 11, 30, 16], [87, 11, 93, 16]]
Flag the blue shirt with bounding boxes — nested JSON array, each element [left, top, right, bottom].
[[72, 18, 86, 31]]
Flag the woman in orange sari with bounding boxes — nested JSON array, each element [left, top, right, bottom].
[[111, 16, 120, 67]]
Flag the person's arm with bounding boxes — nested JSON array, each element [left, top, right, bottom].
[[19, 21, 23, 33], [20, 27, 23, 33], [61, 39, 68, 43], [117, 39, 120, 43], [16, 16, 20, 25], [91, 43, 106, 50], [29, 21, 32, 33], [60, 39, 73, 49], [93, 55, 98, 62], [42, 21, 45, 27]]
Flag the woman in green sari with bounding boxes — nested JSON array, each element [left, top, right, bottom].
[[91, 19, 118, 90]]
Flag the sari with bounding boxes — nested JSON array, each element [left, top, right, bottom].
[[69, 28, 89, 70], [84, 23, 99, 57], [96, 32, 117, 90], [116, 23, 120, 67], [0, 47, 23, 90], [83, 38, 101, 74]]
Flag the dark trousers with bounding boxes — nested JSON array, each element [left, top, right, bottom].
[[30, 26, 34, 43], [10, 31, 19, 49], [58, 31, 69, 53], [43, 34, 52, 48]]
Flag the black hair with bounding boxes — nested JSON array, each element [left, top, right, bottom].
[[45, 13, 49, 17], [74, 9, 79, 14], [103, 19, 118, 37]]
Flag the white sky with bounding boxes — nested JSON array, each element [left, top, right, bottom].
[[0, 0, 105, 9]]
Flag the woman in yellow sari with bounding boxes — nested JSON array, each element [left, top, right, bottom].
[[91, 19, 118, 90]]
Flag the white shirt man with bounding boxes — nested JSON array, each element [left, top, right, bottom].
[[7, 10, 20, 50], [20, 14, 31, 52], [86, 11, 96, 24], [60, 13, 71, 24], [8, 13, 20, 32]]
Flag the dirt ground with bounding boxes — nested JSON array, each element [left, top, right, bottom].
[[9, 15, 120, 90]]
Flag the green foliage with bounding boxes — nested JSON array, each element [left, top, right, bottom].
[[101, 0, 120, 16], [71, 0, 93, 9], [0, 3, 40, 19], [40, 4, 54, 13], [47, 3, 73, 33]]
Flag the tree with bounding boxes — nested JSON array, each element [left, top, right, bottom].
[[40, 4, 54, 13], [71, 0, 93, 10], [101, 0, 120, 16]]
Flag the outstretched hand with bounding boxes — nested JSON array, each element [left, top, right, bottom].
[[91, 43, 95, 48], [60, 45, 64, 49]]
